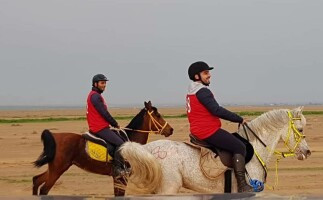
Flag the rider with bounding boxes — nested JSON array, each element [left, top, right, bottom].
[[186, 61, 253, 193], [86, 74, 128, 178]]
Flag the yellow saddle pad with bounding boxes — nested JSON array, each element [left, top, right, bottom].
[[85, 141, 113, 162], [184, 142, 227, 180]]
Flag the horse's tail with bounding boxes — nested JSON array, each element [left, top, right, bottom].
[[120, 142, 162, 193], [33, 129, 56, 168]]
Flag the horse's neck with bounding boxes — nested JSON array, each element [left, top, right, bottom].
[[125, 111, 150, 144], [248, 127, 286, 163], [127, 127, 149, 145], [246, 110, 289, 161], [130, 133, 149, 145], [241, 110, 289, 181], [243, 127, 286, 182]]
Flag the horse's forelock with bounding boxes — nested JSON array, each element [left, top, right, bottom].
[[291, 107, 306, 126], [291, 106, 304, 118]]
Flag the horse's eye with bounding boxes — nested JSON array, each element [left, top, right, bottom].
[[156, 114, 161, 118], [298, 129, 303, 133]]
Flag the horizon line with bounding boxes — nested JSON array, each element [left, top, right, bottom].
[[0, 102, 323, 111]]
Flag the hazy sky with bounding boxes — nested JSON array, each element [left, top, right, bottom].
[[1, 0, 322, 107]]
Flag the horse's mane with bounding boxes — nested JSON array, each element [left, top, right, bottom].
[[126, 107, 158, 129], [246, 109, 289, 138]]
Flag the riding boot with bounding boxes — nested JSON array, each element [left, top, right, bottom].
[[232, 154, 254, 193], [113, 147, 128, 178]]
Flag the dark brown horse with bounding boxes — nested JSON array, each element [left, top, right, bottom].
[[32, 101, 173, 196]]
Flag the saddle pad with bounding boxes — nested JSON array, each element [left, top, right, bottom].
[[85, 141, 113, 162], [184, 142, 227, 180]]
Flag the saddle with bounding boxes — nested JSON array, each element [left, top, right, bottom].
[[188, 133, 254, 180], [82, 130, 128, 163]]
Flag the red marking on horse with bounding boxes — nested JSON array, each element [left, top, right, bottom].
[[151, 146, 168, 159]]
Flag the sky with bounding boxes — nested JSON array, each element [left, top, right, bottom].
[[0, 0, 322, 107]]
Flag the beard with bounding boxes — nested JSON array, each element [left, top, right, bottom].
[[201, 79, 210, 86]]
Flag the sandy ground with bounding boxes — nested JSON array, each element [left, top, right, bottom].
[[0, 106, 322, 197]]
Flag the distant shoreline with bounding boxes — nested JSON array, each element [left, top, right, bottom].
[[1, 103, 322, 111], [1, 111, 323, 124]]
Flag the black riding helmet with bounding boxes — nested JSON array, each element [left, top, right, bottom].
[[188, 61, 214, 81], [92, 74, 108, 86]]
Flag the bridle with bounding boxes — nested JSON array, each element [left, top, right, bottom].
[[242, 110, 306, 190], [122, 109, 169, 135], [280, 111, 306, 155]]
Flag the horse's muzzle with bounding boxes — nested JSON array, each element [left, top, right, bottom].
[[163, 127, 174, 137], [297, 149, 311, 160]]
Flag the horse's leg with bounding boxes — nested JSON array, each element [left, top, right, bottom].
[[39, 162, 72, 195], [32, 171, 48, 195], [113, 176, 127, 196]]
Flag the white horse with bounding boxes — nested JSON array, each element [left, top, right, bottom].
[[120, 107, 311, 194]]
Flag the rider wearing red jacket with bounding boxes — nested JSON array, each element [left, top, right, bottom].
[[86, 74, 128, 178], [186, 61, 253, 193]]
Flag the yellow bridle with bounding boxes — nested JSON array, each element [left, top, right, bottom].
[[280, 111, 306, 154], [147, 110, 169, 135], [122, 110, 169, 135], [252, 110, 305, 190]]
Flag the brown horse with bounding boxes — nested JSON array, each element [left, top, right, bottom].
[[32, 101, 174, 196]]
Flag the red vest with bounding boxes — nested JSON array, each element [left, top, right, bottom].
[[186, 88, 221, 139], [86, 90, 110, 133]]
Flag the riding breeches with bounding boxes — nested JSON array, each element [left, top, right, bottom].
[[95, 127, 125, 147], [203, 128, 246, 157]]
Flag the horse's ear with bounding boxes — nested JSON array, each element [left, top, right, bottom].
[[300, 106, 304, 112], [296, 106, 304, 113], [293, 106, 304, 116], [144, 101, 152, 110]]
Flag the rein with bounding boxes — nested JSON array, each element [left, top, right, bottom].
[[242, 110, 305, 190], [121, 110, 168, 135], [241, 123, 269, 183]]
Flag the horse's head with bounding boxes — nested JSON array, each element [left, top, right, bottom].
[[143, 101, 174, 137], [282, 106, 311, 160]]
